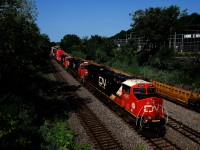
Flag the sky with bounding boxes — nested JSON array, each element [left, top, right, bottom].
[[35, 0, 200, 42]]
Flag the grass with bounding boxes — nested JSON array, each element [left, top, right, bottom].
[[106, 57, 190, 87]]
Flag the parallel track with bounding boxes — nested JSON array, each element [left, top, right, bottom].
[[76, 105, 123, 150], [147, 137, 181, 150], [167, 116, 200, 145]]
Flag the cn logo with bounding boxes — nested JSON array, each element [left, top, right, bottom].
[[143, 105, 162, 113], [99, 76, 106, 89], [144, 105, 153, 112]]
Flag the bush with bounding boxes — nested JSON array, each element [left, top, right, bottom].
[[137, 145, 145, 150], [40, 120, 89, 150]]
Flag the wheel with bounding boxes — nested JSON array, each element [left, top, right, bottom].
[[123, 115, 130, 123], [189, 98, 196, 109], [158, 127, 166, 137], [116, 109, 123, 117], [195, 100, 200, 112]]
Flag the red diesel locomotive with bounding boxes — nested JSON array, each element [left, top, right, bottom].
[[85, 65, 168, 136], [51, 48, 168, 137]]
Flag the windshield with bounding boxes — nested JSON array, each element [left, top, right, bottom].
[[148, 88, 156, 93], [81, 66, 86, 69], [133, 88, 146, 94], [133, 88, 157, 100]]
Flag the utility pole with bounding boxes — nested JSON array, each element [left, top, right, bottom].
[[169, 28, 172, 49], [130, 32, 134, 39], [174, 32, 176, 53]]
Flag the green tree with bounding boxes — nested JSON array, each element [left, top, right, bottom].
[[0, 1, 51, 149], [0, 0, 40, 80], [60, 34, 81, 52], [177, 13, 200, 32], [130, 6, 182, 67], [82, 35, 117, 63], [130, 6, 181, 51]]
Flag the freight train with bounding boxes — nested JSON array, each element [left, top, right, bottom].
[[51, 46, 200, 112], [50, 47, 168, 137], [151, 80, 200, 112]]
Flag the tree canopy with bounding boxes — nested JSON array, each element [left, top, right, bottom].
[[60, 34, 81, 52], [0, 1, 56, 149], [0, 0, 51, 83], [130, 6, 181, 51]]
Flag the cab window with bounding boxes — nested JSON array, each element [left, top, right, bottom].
[[81, 65, 85, 69], [133, 88, 146, 94], [123, 85, 130, 94], [148, 88, 156, 94]]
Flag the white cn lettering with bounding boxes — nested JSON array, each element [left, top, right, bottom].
[[99, 76, 106, 89], [144, 105, 153, 112]]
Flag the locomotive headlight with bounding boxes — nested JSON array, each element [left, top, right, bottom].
[[146, 101, 150, 105]]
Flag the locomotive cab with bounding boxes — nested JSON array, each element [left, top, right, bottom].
[[60, 54, 71, 69], [113, 79, 167, 136], [50, 46, 59, 57], [78, 61, 89, 78], [68, 58, 89, 81], [55, 49, 65, 62]]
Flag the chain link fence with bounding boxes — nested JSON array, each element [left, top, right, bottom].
[[169, 31, 200, 52], [115, 30, 200, 52]]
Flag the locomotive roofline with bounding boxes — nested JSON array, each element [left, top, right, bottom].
[[123, 79, 150, 87]]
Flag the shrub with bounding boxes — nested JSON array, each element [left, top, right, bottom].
[[40, 120, 89, 150]]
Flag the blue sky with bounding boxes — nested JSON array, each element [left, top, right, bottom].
[[35, 0, 200, 42]]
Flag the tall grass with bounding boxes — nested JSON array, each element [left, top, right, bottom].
[[72, 52, 197, 90], [107, 57, 189, 86]]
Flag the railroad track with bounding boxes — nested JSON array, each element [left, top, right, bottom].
[[76, 104, 123, 150], [49, 59, 124, 150], [147, 137, 181, 150], [167, 116, 200, 145]]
